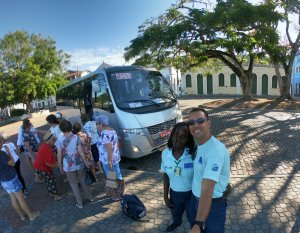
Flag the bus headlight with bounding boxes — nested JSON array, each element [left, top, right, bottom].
[[122, 128, 146, 136], [132, 146, 140, 153]]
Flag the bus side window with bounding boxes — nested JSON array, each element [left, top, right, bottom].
[[93, 74, 114, 112]]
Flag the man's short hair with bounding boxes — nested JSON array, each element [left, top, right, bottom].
[[189, 107, 209, 118]]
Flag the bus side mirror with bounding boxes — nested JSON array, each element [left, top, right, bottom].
[[92, 82, 101, 93]]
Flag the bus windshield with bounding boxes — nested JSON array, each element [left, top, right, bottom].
[[107, 70, 176, 109]]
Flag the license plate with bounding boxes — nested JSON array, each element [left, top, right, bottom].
[[159, 130, 171, 138]]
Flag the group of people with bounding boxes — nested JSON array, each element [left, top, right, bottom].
[[161, 107, 231, 233], [1, 107, 230, 232], [0, 111, 124, 220]]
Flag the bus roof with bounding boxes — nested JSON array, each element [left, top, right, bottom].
[[58, 65, 158, 90]]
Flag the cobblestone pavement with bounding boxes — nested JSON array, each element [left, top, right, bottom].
[[0, 96, 299, 233]]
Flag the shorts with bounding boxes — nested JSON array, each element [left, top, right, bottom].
[[1, 176, 23, 193]]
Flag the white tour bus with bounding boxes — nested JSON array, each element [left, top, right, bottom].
[[56, 65, 182, 158]]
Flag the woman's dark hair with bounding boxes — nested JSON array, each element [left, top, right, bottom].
[[167, 122, 195, 157], [22, 119, 31, 129], [46, 114, 59, 124], [72, 122, 82, 134], [59, 119, 72, 133]]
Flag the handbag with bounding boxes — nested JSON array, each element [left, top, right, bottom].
[[85, 168, 96, 185]]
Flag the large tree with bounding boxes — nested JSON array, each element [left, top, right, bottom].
[[0, 30, 69, 111], [265, 0, 300, 99], [125, 0, 282, 99]]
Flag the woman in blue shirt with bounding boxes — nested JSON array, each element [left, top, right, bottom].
[[161, 122, 196, 232]]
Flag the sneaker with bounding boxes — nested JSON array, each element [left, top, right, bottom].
[[166, 223, 180, 232], [75, 203, 83, 209]]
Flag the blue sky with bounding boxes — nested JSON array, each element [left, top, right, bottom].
[[1, 0, 298, 72], [0, 0, 176, 71]]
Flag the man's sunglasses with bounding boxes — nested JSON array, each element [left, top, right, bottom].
[[187, 117, 209, 126]]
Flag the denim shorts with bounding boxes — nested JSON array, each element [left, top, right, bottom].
[[1, 176, 23, 193]]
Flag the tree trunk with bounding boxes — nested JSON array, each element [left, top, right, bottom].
[[239, 72, 252, 100], [25, 100, 33, 113], [275, 62, 292, 99]]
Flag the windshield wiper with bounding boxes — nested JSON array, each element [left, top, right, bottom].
[[126, 99, 160, 106]]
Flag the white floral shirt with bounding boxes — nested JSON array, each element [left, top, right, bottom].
[[56, 133, 84, 172], [97, 129, 120, 165], [83, 121, 99, 145]]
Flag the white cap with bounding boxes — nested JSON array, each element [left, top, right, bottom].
[[55, 112, 63, 119], [21, 114, 30, 120]]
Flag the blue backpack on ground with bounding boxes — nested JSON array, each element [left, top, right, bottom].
[[121, 194, 146, 220]]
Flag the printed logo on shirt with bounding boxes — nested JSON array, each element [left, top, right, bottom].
[[184, 162, 193, 169], [211, 163, 219, 171], [164, 166, 172, 170], [198, 156, 203, 164]]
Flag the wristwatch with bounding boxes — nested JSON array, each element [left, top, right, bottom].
[[194, 221, 205, 231]]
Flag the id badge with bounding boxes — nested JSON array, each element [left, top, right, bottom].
[[174, 167, 181, 176]]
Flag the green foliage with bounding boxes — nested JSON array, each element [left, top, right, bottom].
[[124, 0, 284, 98], [0, 30, 69, 109]]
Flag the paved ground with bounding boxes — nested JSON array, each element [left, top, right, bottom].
[[0, 96, 299, 233]]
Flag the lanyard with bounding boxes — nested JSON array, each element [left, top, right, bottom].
[[174, 159, 182, 167]]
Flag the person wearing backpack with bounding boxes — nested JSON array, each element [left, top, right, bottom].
[[161, 122, 196, 232]]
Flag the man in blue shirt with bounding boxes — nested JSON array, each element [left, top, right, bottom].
[[188, 108, 230, 233]]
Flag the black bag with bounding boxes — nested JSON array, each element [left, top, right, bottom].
[[85, 169, 96, 185], [19, 146, 25, 153], [121, 194, 146, 220]]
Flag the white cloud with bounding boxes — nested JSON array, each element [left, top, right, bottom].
[[67, 47, 132, 71]]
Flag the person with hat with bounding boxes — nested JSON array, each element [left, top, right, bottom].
[[33, 132, 63, 201], [95, 115, 124, 201]]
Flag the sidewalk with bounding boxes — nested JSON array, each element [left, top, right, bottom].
[[1, 170, 299, 233], [0, 101, 299, 232]]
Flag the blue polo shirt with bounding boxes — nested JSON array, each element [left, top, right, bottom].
[[192, 136, 230, 198], [161, 148, 194, 192]]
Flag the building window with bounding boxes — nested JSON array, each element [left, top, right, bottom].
[[230, 74, 236, 87], [219, 73, 224, 87], [186, 74, 192, 87], [272, 75, 277, 88]]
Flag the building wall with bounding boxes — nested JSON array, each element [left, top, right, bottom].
[[292, 54, 300, 96], [181, 65, 283, 96], [160, 67, 181, 95]]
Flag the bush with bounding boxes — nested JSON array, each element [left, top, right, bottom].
[[11, 109, 26, 117]]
